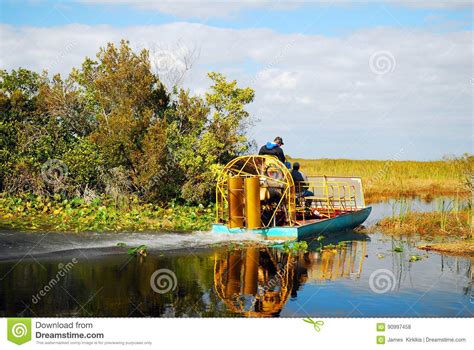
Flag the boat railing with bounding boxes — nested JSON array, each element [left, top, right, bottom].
[[295, 180, 358, 218]]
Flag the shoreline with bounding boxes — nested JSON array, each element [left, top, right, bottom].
[[373, 209, 472, 256], [417, 241, 474, 257]]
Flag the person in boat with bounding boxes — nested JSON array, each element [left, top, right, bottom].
[[258, 136, 286, 164], [291, 162, 314, 197]]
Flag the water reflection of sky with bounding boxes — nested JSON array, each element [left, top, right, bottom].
[[281, 233, 472, 317]]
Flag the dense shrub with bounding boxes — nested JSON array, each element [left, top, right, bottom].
[[0, 40, 254, 205]]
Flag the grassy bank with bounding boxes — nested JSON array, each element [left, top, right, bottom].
[[0, 195, 214, 232], [290, 157, 471, 201], [374, 203, 473, 255], [377, 210, 471, 238], [417, 241, 474, 257]]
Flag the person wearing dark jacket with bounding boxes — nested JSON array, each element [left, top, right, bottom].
[[258, 136, 286, 164], [291, 162, 314, 197]]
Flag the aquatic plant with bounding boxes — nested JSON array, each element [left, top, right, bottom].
[[409, 255, 422, 262], [0, 195, 214, 232], [389, 198, 411, 228], [281, 241, 308, 253], [336, 241, 350, 248], [127, 245, 148, 257], [375, 199, 472, 255]]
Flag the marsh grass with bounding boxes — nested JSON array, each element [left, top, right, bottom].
[[417, 240, 474, 256], [376, 206, 473, 255], [376, 194, 472, 245], [390, 198, 411, 228], [290, 156, 472, 201]]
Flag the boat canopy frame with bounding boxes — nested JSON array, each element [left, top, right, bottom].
[[215, 155, 297, 227]]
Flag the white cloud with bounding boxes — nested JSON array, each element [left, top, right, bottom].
[[78, 0, 300, 19], [0, 22, 471, 159], [386, 0, 472, 9], [257, 69, 298, 89], [77, 1, 473, 19]]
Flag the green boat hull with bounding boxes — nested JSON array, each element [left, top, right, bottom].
[[211, 206, 372, 240]]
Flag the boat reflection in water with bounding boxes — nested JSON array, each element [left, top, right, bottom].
[[213, 241, 367, 317]]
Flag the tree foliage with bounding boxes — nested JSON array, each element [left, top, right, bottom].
[[0, 41, 254, 204]]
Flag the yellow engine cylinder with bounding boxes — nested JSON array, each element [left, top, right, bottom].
[[245, 176, 261, 229], [228, 176, 244, 228]]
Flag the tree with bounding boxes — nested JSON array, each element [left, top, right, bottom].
[[0, 41, 255, 204], [0, 68, 56, 193], [171, 73, 255, 202], [71, 40, 169, 170], [204, 72, 254, 164]]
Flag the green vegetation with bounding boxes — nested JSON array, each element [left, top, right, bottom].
[[0, 40, 254, 205], [281, 240, 308, 253], [409, 255, 423, 262], [127, 245, 148, 257], [291, 156, 472, 201], [374, 198, 473, 256], [1, 39, 471, 235], [0, 195, 214, 232], [0, 40, 255, 232], [377, 200, 471, 238]]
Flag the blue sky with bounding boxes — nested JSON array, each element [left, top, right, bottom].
[[1, 1, 472, 160], [2, 1, 472, 33]]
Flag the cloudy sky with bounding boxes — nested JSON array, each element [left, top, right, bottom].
[[1, 0, 472, 160]]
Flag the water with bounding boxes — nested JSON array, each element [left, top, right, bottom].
[[0, 197, 472, 317]]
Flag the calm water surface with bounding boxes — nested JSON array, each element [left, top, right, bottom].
[[0, 198, 472, 317]]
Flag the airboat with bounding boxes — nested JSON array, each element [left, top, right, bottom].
[[212, 155, 371, 240]]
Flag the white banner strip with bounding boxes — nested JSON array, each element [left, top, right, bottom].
[[0, 318, 471, 349]]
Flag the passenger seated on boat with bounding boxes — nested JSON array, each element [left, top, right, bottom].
[[291, 162, 314, 197], [258, 136, 286, 163]]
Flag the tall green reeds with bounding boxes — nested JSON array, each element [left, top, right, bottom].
[[390, 198, 411, 229]]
